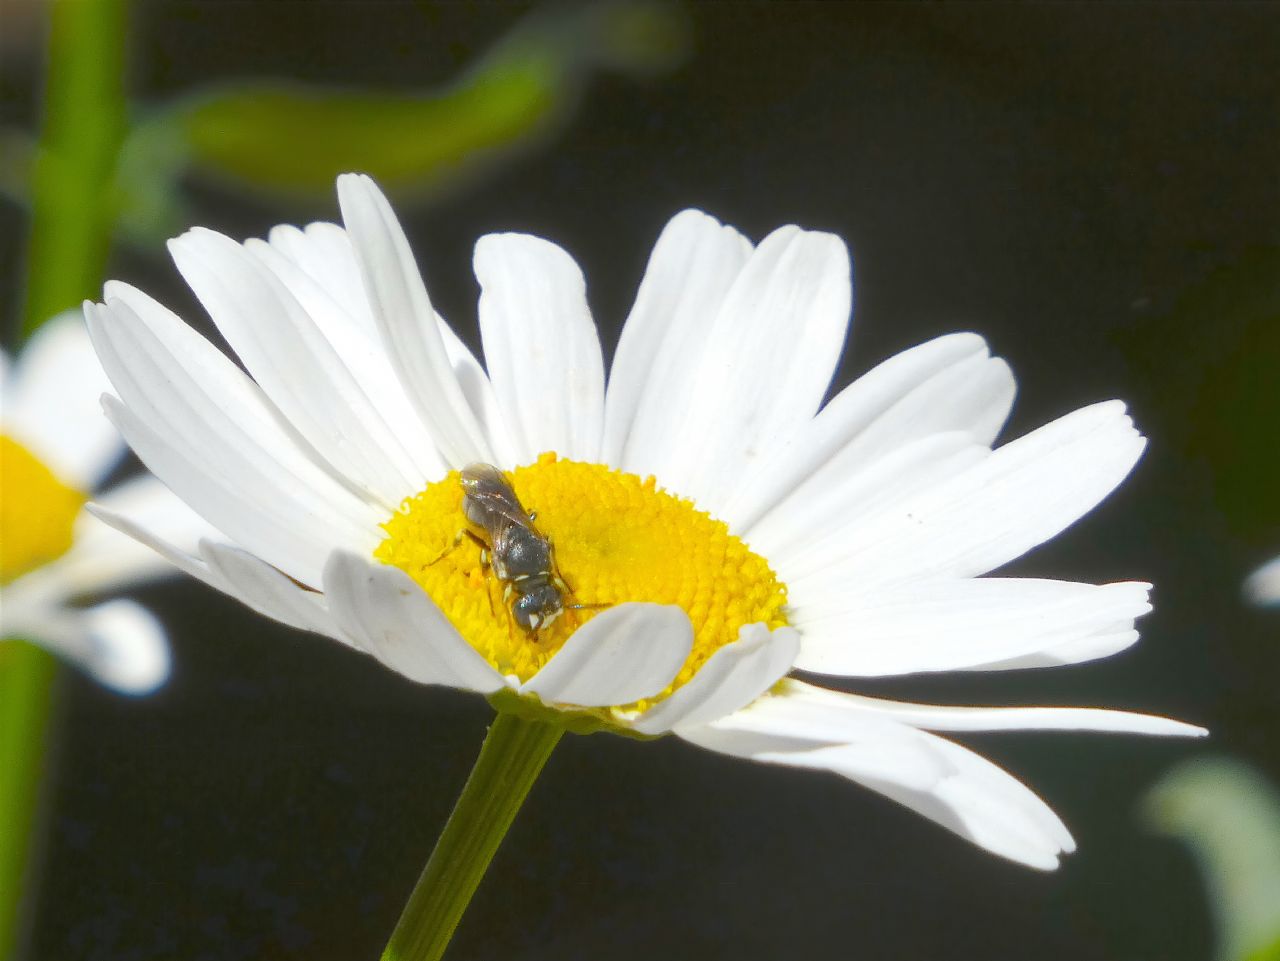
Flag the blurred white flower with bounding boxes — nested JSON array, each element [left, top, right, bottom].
[[2, 312, 209, 693], [86, 174, 1203, 867], [1244, 555, 1280, 606]]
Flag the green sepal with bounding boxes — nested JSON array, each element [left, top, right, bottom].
[[486, 686, 664, 741]]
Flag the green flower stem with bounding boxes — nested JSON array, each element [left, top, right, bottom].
[[22, 0, 128, 333], [3, 0, 129, 955], [0, 645, 59, 957], [381, 712, 563, 961]]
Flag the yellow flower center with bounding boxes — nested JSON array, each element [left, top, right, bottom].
[[1, 434, 86, 584], [375, 453, 788, 700]]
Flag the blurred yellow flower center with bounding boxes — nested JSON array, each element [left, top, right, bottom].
[[1, 434, 86, 584], [375, 453, 789, 695]]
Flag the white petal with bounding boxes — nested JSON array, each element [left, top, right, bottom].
[[602, 209, 753, 472], [87, 297, 381, 586], [101, 396, 373, 589], [474, 232, 605, 464], [969, 629, 1144, 671], [751, 352, 1015, 547], [777, 680, 1207, 738], [1244, 554, 1280, 606], [336, 173, 494, 467], [681, 686, 1075, 869], [682, 698, 951, 789], [747, 431, 987, 568], [868, 731, 1075, 870], [200, 541, 339, 638], [46, 475, 218, 597], [630, 623, 798, 734], [791, 578, 1152, 677], [19, 599, 171, 695], [244, 234, 447, 485], [265, 221, 376, 339], [435, 315, 520, 469], [86, 501, 342, 641], [655, 226, 852, 512], [5, 310, 123, 488], [86, 500, 219, 590], [725, 333, 1008, 534], [322, 551, 505, 692], [79, 600, 171, 694], [520, 603, 691, 707], [789, 400, 1147, 593], [167, 231, 425, 510]]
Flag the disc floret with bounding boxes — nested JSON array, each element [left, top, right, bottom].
[[375, 454, 789, 707]]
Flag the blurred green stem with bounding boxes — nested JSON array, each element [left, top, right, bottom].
[[22, 0, 128, 333], [381, 712, 562, 961], [2, 0, 129, 956], [0, 647, 58, 958]]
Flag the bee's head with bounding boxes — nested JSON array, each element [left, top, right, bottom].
[[513, 583, 564, 632]]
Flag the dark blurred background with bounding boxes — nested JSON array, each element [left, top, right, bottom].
[[2, 3, 1278, 959]]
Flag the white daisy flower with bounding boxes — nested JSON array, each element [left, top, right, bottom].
[[85, 174, 1203, 869], [2, 312, 211, 693], [1245, 555, 1280, 605]]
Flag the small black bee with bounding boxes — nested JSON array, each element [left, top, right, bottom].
[[456, 463, 572, 633]]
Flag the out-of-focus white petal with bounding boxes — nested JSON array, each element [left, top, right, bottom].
[[787, 401, 1146, 594], [1244, 554, 1280, 606], [5, 310, 123, 488], [78, 600, 171, 694], [322, 551, 506, 692], [474, 232, 605, 464], [15, 599, 172, 695], [602, 209, 753, 473], [725, 333, 1010, 534], [656, 225, 852, 513], [521, 604, 691, 707], [630, 623, 798, 734], [791, 578, 1152, 677], [336, 173, 494, 468]]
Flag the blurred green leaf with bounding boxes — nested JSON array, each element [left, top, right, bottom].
[[112, 1, 688, 241], [1146, 757, 1280, 961], [1242, 939, 1280, 961]]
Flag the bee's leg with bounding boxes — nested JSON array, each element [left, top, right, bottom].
[[553, 566, 607, 613], [425, 529, 466, 567], [426, 528, 490, 568], [554, 567, 574, 594], [461, 528, 489, 557]]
